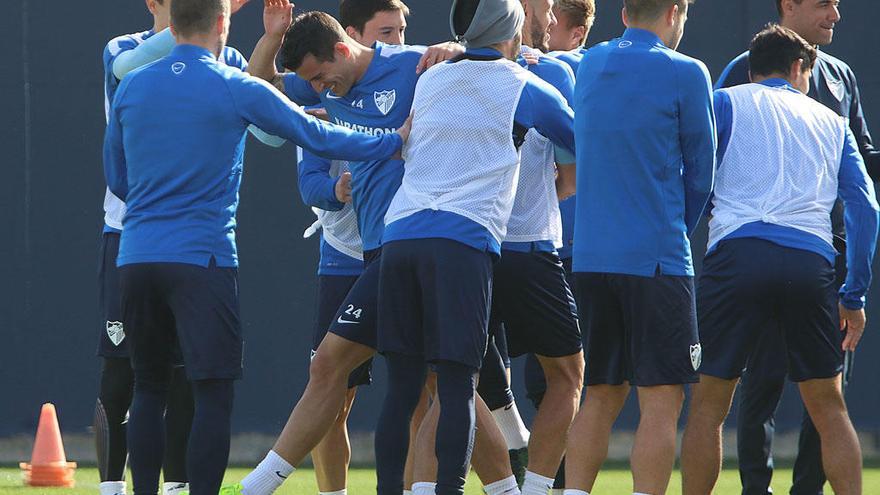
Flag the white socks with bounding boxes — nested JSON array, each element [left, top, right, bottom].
[[162, 482, 188, 495], [562, 490, 588, 495], [403, 490, 414, 495], [99, 481, 127, 495], [240, 450, 295, 495], [551, 490, 565, 495], [491, 403, 530, 450], [412, 482, 436, 495], [319, 490, 346, 495], [484, 475, 521, 495], [521, 471, 554, 495]]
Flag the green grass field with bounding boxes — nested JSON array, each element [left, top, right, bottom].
[[3, 467, 880, 494]]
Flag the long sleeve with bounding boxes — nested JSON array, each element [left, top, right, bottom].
[[846, 70, 880, 181], [103, 86, 128, 201], [516, 77, 575, 156], [679, 60, 717, 234], [298, 150, 345, 211], [112, 28, 175, 80], [714, 52, 750, 90], [837, 128, 880, 309], [228, 75, 402, 162]]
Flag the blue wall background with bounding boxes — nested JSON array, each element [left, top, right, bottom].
[[3, 0, 879, 437]]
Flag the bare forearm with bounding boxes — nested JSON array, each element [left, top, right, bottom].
[[556, 164, 576, 201], [247, 33, 284, 87]]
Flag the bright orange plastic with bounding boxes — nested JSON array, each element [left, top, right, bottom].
[[19, 403, 77, 487]]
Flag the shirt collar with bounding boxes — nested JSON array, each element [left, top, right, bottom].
[[759, 78, 799, 93], [622, 28, 664, 47], [170, 44, 217, 60], [465, 47, 504, 58]]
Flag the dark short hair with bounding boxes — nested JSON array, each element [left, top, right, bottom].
[[339, 0, 410, 33], [555, 0, 596, 30], [624, 0, 692, 23], [280, 11, 346, 71], [171, 0, 228, 38], [749, 23, 817, 77], [776, 0, 805, 17]]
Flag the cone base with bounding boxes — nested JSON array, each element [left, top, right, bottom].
[[19, 462, 77, 488]]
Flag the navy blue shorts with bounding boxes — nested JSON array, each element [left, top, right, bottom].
[[314, 274, 373, 387], [576, 271, 699, 386], [697, 238, 843, 382], [378, 239, 494, 370], [490, 319, 511, 368], [327, 249, 381, 350], [491, 250, 581, 358], [98, 233, 128, 358], [119, 260, 242, 381]]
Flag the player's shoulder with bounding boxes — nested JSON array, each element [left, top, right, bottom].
[[666, 49, 711, 83], [816, 49, 856, 80], [375, 42, 427, 69], [547, 49, 582, 74], [524, 50, 575, 89], [220, 45, 248, 72]]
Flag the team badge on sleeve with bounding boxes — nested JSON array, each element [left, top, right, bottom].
[[690, 343, 702, 371], [106, 321, 125, 346], [826, 77, 845, 102], [374, 90, 396, 116]]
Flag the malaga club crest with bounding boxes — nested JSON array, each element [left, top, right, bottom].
[[690, 343, 702, 371], [374, 90, 396, 116], [106, 321, 125, 346]]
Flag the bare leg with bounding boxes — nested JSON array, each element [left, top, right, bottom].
[[681, 375, 738, 495], [528, 353, 583, 477], [564, 384, 628, 492], [798, 374, 861, 495], [272, 333, 374, 465], [630, 385, 685, 494], [312, 387, 357, 492]]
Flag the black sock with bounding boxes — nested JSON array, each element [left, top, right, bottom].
[[163, 366, 194, 483], [434, 360, 477, 495], [186, 379, 234, 495], [477, 338, 514, 411], [375, 352, 427, 495], [129, 369, 171, 495], [97, 357, 134, 482]]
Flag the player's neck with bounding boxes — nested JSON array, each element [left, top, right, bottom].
[[175, 34, 223, 58], [351, 43, 375, 84]]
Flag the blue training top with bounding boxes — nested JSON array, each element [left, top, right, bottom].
[[382, 47, 576, 256], [104, 44, 402, 268], [101, 30, 249, 234], [713, 79, 879, 309], [283, 42, 425, 252], [572, 28, 716, 277]]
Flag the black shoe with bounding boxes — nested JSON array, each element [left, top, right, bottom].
[[508, 447, 528, 487]]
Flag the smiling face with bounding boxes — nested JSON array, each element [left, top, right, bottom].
[[782, 0, 841, 46], [355, 9, 408, 45], [525, 0, 558, 52], [294, 48, 360, 96]]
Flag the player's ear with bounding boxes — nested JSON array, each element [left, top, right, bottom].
[[145, 0, 157, 16], [345, 25, 361, 42], [666, 3, 679, 27], [335, 42, 352, 59]]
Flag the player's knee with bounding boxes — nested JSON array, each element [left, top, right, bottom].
[[308, 351, 348, 385], [543, 354, 585, 394]]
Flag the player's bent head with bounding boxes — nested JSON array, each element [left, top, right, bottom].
[[281, 12, 347, 71], [451, 0, 524, 59], [748, 24, 816, 92], [340, 0, 411, 45], [623, 0, 693, 50], [171, 0, 230, 39], [548, 0, 595, 51]]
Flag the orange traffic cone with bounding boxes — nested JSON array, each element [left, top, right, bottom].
[[19, 403, 77, 487]]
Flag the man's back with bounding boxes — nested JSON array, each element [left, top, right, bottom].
[[572, 28, 715, 277], [109, 45, 257, 267], [711, 82, 846, 249]]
